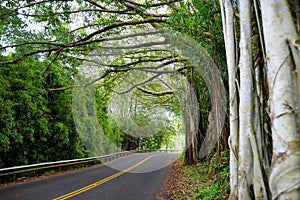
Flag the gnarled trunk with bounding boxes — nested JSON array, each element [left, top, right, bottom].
[[181, 76, 199, 165], [260, 0, 300, 199], [219, 0, 295, 198]]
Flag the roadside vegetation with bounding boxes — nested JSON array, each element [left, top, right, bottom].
[[158, 151, 230, 200], [192, 152, 230, 200]]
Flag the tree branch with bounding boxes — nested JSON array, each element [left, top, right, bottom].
[[93, 41, 168, 50], [47, 67, 130, 91], [1, 29, 164, 51], [17, 9, 133, 17], [0, 48, 60, 64], [0, 0, 72, 18], [113, 73, 162, 94], [137, 86, 173, 96], [157, 77, 173, 90], [46, 57, 185, 91], [122, 0, 181, 8], [85, 55, 176, 68], [82, 0, 108, 9], [0, 29, 164, 51], [77, 18, 168, 43]]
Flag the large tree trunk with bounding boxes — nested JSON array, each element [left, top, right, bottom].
[[238, 1, 269, 199], [181, 76, 199, 165], [220, 0, 238, 198], [221, 0, 300, 199], [260, 0, 300, 199], [238, 1, 253, 198]]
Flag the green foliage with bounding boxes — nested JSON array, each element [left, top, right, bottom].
[[0, 52, 88, 168], [45, 66, 89, 160], [95, 80, 179, 151], [194, 182, 222, 200], [168, 0, 226, 70], [140, 121, 177, 150], [178, 151, 230, 199], [95, 79, 123, 149], [167, 1, 226, 137], [168, 1, 228, 163], [193, 164, 230, 200], [0, 0, 222, 171], [0, 56, 46, 166], [194, 152, 230, 199]]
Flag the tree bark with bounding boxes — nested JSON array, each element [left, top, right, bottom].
[[260, 0, 300, 199], [238, 1, 255, 198], [182, 75, 199, 165], [220, 0, 238, 198]]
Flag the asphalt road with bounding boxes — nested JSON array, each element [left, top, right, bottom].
[[0, 152, 179, 200]]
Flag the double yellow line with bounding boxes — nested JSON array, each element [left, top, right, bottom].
[[53, 155, 154, 200]]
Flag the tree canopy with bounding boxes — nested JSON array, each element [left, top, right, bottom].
[[2, 0, 299, 198]]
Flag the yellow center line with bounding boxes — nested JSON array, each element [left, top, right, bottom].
[[53, 155, 154, 200]]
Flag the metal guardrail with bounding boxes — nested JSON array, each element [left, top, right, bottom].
[[0, 149, 180, 179]]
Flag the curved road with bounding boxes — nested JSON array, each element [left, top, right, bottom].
[[0, 152, 179, 200]]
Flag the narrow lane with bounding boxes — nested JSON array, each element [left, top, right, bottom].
[[0, 152, 178, 200]]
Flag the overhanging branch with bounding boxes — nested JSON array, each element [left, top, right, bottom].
[[137, 86, 174, 96], [77, 18, 168, 43], [113, 73, 162, 94]]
